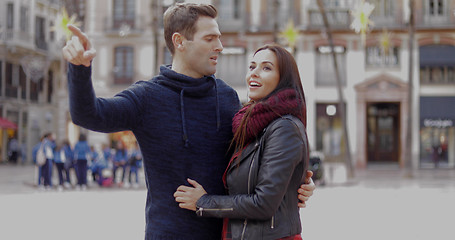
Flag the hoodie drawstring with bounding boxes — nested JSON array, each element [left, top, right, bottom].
[[178, 78, 220, 148], [180, 89, 189, 148], [214, 80, 221, 132]]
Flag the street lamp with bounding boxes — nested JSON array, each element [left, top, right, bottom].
[[326, 104, 337, 157]]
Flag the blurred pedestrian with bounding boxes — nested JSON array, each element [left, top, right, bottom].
[[53, 143, 67, 191], [112, 141, 127, 187], [7, 136, 19, 164], [32, 136, 44, 188], [40, 133, 55, 190], [432, 144, 442, 168], [128, 142, 142, 188], [20, 143, 27, 165], [62, 140, 74, 189], [73, 134, 90, 190]]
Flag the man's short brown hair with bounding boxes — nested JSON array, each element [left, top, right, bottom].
[[163, 3, 218, 55]]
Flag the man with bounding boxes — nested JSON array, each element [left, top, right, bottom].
[[62, 3, 314, 240]]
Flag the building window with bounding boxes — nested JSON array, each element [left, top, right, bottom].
[[420, 66, 455, 85], [315, 103, 346, 161], [30, 77, 39, 102], [419, 45, 455, 85], [427, 0, 445, 16], [219, 0, 241, 20], [113, 0, 135, 29], [423, 0, 448, 25], [216, 47, 247, 88], [7, 3, 14, 29], [114, 46, 134, 84], [20, 6, 29, 32], [366, 46, 399, 67], [47, 71, 53, 103], [20, 66, 26, 100], [371, 0, 394, 17], [35, 17, 47, 50], [5, 63, 18, 98], [315, 46, 347, 87]]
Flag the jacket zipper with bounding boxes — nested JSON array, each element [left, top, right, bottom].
[[241, 219, 248, 240], [271, 216, 275, 229], [196, 207, 233, 217], [241, 148, 258, 240]]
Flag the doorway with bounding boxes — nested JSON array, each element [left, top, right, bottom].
[[366, 103, 400, 163]]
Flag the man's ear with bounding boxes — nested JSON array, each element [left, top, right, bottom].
[[172, 32, 185, 52]]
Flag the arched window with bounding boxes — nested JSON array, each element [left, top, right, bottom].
[[114, 46, 134, 84]]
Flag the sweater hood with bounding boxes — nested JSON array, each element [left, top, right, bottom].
[[155, 65, 221, 147]]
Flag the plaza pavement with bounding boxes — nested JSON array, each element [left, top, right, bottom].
[[0, 163, 454, 240]]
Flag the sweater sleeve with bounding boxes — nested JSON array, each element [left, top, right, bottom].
[[67, 63, 144, 133], [195, 119, 306, 220]]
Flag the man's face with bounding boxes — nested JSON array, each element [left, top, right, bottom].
[[180, 16, 223, 78]]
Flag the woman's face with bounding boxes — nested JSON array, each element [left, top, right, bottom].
[[246, 49, 280, 102]]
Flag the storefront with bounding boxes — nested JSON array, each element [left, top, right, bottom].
[[0, 117, 18, 163], [420, 96, 455, 168]]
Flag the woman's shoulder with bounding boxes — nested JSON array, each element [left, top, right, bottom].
[[269, 115, 304, 130], [265, 115, 306, 140]]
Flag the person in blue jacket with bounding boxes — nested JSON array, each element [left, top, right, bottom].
[[62, 3, 315, 239], [128, 141, 142, 188], [89, 146, 107, 186], [62, 140, 74, 188], [112, 141, 128, 187], [73, 134, 90, 190], [53, 143, 67, 191], [40, 133, 55, 189], [32, 137, 43, 188]]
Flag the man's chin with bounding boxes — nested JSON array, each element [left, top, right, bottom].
[[205, 69, 217, 76]]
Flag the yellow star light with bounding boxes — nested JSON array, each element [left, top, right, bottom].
[[350, 0, 375, 46], [279, 20, 298, 49], [51, 7, 81, 41], [379, 28, 393, 56]]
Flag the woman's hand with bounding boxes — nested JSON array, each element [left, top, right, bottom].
[[174, 178, 207, 211]]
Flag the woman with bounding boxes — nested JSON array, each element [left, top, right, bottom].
[[174, 44, 309, 240]]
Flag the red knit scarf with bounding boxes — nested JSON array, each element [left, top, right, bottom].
[[222, 89, 305, 188]]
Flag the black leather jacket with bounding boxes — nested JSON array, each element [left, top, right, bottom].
[[196, 115, 308, 240]]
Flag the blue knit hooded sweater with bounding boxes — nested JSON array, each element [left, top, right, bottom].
[[68, 64, 241, 240]]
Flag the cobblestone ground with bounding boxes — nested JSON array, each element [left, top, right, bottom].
[[1, 164, 454, 240]]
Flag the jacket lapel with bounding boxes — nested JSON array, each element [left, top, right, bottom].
[[227, 139, 260, 174]]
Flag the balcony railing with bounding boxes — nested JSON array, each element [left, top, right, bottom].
[[419, 15, 455, 29], [104, 15, 146, 36], [307, 8, 351, 30], [0, 30, 34, 46]]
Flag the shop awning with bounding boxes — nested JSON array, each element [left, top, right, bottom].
[[420, 45, 455, 67], [420, 97, 455, 127], [0, 117, 17, 129]]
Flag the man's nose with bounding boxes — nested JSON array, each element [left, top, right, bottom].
[[214, 39, 223, 52]]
